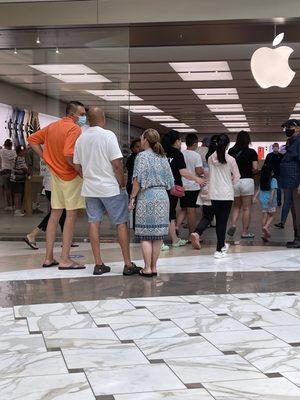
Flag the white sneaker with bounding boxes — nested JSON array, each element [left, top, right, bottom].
[[14, 209, 25, 217], [214, 251, 227, 259], [222, 243, 230, 253]]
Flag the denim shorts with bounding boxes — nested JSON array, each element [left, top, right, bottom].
[[85, 189, 129, 225]]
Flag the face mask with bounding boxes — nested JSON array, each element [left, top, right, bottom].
[[285, 128, 295, 138], [77, 115, 87, 127]]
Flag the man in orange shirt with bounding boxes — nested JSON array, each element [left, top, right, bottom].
[[28, 101, 86, 270]]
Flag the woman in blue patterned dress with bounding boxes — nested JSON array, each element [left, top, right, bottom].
[[129, 129, 174, 277]]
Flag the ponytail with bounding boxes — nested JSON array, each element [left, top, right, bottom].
[[143, 128, 165, 157], [216, 134, 230, 164]]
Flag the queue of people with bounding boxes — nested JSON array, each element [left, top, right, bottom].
[[1, 101, 300, 276]]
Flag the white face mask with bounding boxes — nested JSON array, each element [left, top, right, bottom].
[[77, 115, 87, 127]]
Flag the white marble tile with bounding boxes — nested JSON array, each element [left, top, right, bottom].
[[172, 315, 250, 334], [90, 308, 159, 325], [263, 324, 300, 343], [110, 320, 187, 340], [0, 320, 29, 336], [282, 307, 300, 318], [27, 314, 96, 332], [72, 299, 134, 313], [251, 295, 300, 309], [166, 354, 265, 384], [231, 310, 300, 328], [115, 388, 215, 400], [238, 347, 300, 373], [181, 294, 236, 303], [135, 337, 222, 360], [0, 351, 68, 378], [201, 330, 289, 351], [232, 292, 297, 299], [43, 327, 120, 350], [85, 364, 185, 396], [0, 373, 95, 400], [62, 343, 149, 369], [14, 302, 77, 318], [281, 371, 300, 387], [203, 377, 300, 399], [0, 307, 15, 321], [0, 334, 46, 353], [200, 299, 270, 315], [146, 304, 214, 320], [128, 296, 187, 307]]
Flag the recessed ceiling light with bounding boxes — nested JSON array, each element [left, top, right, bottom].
[[223, 122, 249, 127], [144, 115, 178, 121], [178, 72, 233, 81], [176, 128, 197, 133], [193, 88, 238, 100], [86, 90, 142, 101], [207, 104, 244, 112], [29, 64, 96, 74], [227, 128, 250, 132], [169, 61, 230, 72], [52, 74, 111, 83], [216, 114, 246, 121], [121, 105, 163, 113], [161, 123, 189, 128]]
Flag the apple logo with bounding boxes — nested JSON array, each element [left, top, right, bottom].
[[251, 33, 295, 89]]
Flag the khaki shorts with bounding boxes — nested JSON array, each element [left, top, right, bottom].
[[234, 178, 255, 197], [51, 174, 85, 210]]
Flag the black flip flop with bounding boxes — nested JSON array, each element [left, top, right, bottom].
[[139, 270, 153, 278], [23, 237, 39, 250], [42, 260, 59, 268], [152, 272, 158, 277], [58, 263, 86, 270]]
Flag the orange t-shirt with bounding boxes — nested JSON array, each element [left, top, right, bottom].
[[27, 117, 81, 181]]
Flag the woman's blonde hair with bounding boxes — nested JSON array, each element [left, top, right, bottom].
[[143, 129, 165, 156]]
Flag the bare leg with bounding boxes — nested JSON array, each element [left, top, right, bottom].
[[89, 221, 103, 265], [230, 197, 241, 227], [151, 240, 162, 273], [27, 227, 40, 242], [265, 213, 275, 231], [117, 223, 131, 266], [141, 240, 152, 273], [169, 220, 179, 244], [60, 209, 78, 267], [187, 208, 197, 234], [241, 195, 253, 236], [45, 208, 63, 265], [176, 208, 187, 231]]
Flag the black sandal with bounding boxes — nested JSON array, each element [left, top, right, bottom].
[[139, 270, 153, 278], [93, 264, 111, 275], [42, 260, 59, 268]]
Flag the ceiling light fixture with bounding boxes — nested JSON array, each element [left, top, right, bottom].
[[216, 114, 246, 121], [169, 61, 233, 81], [207, 104, 244, 113], [144, 115, 178, 122], [293, 103, 300, 111], [55, 47, 60, 54], [223, 122, 249, 127], [13, 48, 18, 54], [227, 128, 251, 132], [176, 128, 197, 133], [29, 64, 97, 74], [121, 105, 163, 113], [36, 33, 40, 44], [193, 88, 239, 100], [86, 90, 142, 101], [52, 74, 111, 83], [160, 123, 189, 128]]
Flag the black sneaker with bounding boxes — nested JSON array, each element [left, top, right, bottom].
[[286, 240, 300, 249], [93, 264, 111, 275], [227, 226, 236, 237], [123, 262, 142, 276], [274, 222, 284, 229]]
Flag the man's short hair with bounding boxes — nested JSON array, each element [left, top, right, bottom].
[[66, 101, 85, 116], [273, 142, 279, 147], [130, 138, 141, 150], [185, 133, 199, 147]]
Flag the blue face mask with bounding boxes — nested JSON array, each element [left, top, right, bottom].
[[77, 115, 87, 127]]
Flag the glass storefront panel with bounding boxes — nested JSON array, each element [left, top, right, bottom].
[[0, 26, 131, 239]]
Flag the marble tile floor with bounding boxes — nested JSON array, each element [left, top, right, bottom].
[[1, 293, 300, 398]]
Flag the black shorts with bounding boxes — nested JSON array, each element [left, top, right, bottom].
[[11, 181, 25, 194], [180, 190, 200, 208], [168, 191, 179, 221]]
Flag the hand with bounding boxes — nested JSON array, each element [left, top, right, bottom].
[[197, 177, 207, 187], [128, 197, 135, 210], [252, 198, 258, 204], [268, 199, 273, 206]]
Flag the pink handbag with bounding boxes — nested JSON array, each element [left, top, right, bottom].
[[170, 185, 185, 198]]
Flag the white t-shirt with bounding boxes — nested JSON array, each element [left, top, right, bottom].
[[73, 126, 123, 197], [182, 149, 203, 191], [0, 148, 16, 170]]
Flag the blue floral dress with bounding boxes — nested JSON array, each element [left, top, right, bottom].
[[133, 149, 174, 241]]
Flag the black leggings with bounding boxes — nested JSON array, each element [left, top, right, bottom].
[[38, 191, 66, 233], [211, 200, 233, 252], [194, 205, 215, 236]]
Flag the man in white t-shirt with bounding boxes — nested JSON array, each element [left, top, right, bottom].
[[73, 107, 141, 276], [177, 133, 203, 234]]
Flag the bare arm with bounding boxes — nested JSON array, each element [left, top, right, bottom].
[[268, 188, 276, 205], [111, 158, 126, 188], [29, 143, 43, 159], [73, 163, 83, 178], [179, 168, 206, 186], [129, 178, 139, 210], [195, 166, 204, 176], [65, 156, 76, 168], [252, 161, 259, 174]]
